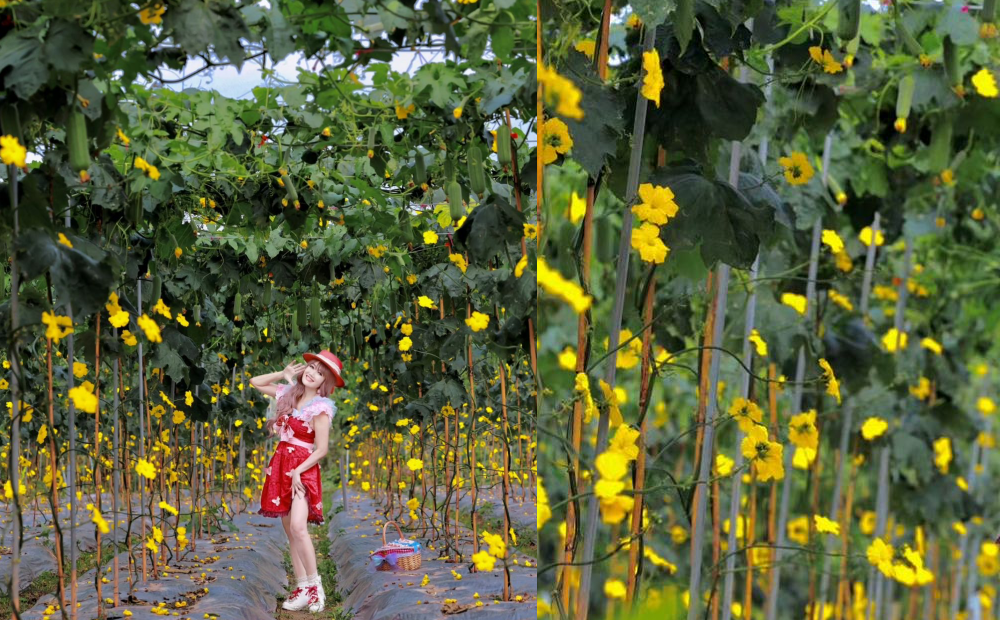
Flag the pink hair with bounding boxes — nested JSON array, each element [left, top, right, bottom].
[[265, 360, 338, 434]]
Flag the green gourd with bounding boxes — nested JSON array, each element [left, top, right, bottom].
[[67, 109, 91, 181], [152, 274, 162, 302], [496, 128, 512, 165], [443, 157, 454, 182], [837, 0, 861, 42], [233, 292, 242, 317], [291, 309, 300, 339], [414, 152, 427, 184], [448, 180, 464, 220], [984, 0, 996, 23], [944, 37, 961, 88], [193, 305, 202, 323], [311, 295, 321, 327], [281, 172, 299, 208], [896, 73, 916, 120], [296, 299, 307, 328], [263, 281, 272, 306], [894, 16, 923, 56], [367, 125, 377, 151], [467, 144, 486, 194]]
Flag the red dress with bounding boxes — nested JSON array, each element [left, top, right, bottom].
[[257, 384, 336, 524]]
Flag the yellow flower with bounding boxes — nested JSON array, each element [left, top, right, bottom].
[[73, 361, 88, 378], [57, 232, 74, 248], [537, 256, 592, 314], [828, 289, 854, 312], [465, 311, 490, 332], [920, 337, 943, 355], [861, 417, 889, 441], [940, 168, 956, 186], [933, 437, 952, 474], [417, 295, 437, 309], [69, 383, 98, 413], [575, 40, 596, 58], [174, 247, 182, 259], [524, 223, 538, 240], [789, 410, 819, 451], [778, 152, 814, 185], [395, 103, 416, 119], [152, 298, 172, 319], [122, 330, 138, 346], [138, 3, 166, 24], [135, 458, 158, 480], [406, 458, 423, 471], [514, 254, 529, 278], [91, 504, 110, 534], [867, 538, 895, 576], [641, 49, 664, 107], [116, 127, 130, 145], [133, 156, 160, 180], [632, 183, 679, 225], [748, 329, 768, 356], [978, 396, 996, 416], [453, 106, 463, 119], [787, 515, 810, 545], [538, 63, 585, 120], [808, 46, 844, 73], [715, 453, 735, 477], [895, 117, 907, 133], [423, 230, 438, 244], [741, 424, 784, 481], [42, 311, 75, 342], [973, 67, 999, 97], [137, 313, 162, 343], [818, 358, 841, 404], [604, 579, 627, 600], [540, 117, 573, 165], [472, 550, 496, 571], [398, 336, 413, 352], [0, 135, 27, 168], [630, 222, 668, 263], [859, 226, 885, 247], [449, 253, 468, 273], [821, 229, 845, 254], [882, 327, 908, 352], [781, 292, 808, 315], [729, 397, 763, 433], [814, 515, 840, 536]]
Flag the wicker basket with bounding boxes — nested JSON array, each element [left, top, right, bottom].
[[373, 520, 422, 572]]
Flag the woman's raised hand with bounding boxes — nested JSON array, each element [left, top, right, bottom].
[[282, 361, 307, 384]]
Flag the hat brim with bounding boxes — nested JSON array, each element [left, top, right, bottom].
[[303, 353, 346, 387]]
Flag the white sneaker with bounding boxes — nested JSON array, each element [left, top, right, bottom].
[[282, 581, 310, 611], [307, 576, 325, 613]]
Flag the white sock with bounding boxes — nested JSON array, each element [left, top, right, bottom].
[[307, 573, 321, 586], [296, 576, 309, 588]]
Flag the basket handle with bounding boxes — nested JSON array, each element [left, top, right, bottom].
[[382, 520, 405, 545]]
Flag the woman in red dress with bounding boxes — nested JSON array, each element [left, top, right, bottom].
[[250, 350, 345, 613]]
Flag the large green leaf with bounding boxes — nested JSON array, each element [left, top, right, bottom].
[[560, 50, 626, 179], [0, 30, 50, 99], [454, 194, 526, 263], [656, 165, 774, 268]]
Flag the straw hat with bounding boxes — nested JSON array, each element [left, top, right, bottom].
[[302, 350, 346, 388]]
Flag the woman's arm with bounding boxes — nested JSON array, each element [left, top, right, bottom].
[[250, 362, 306, 398], [249, 370, 284, 398], [292, 413, 331, 474]]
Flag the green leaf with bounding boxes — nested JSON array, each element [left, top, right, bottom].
[[14, 230, 117, 319], [560, 50, 626, 179], [657, 166, 773, 268], [164, 2, 251, 68], [937, 3, 979, 46], [412, 63, 467, 108], [695, 65, 766, 141], [44, 20, 94, 74], [631, 0, 670, 28], [0, 30, 50, 99], [453, 194, 526, 263], [673, 0, 696, 55]]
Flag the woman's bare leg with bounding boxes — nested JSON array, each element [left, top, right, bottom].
[[281, 513, 307, 582], [289, 493, 318, 576]]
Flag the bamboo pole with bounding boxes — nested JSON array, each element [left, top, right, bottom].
[[574, 24, 657, 620], [764, 131, 833, 620]]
